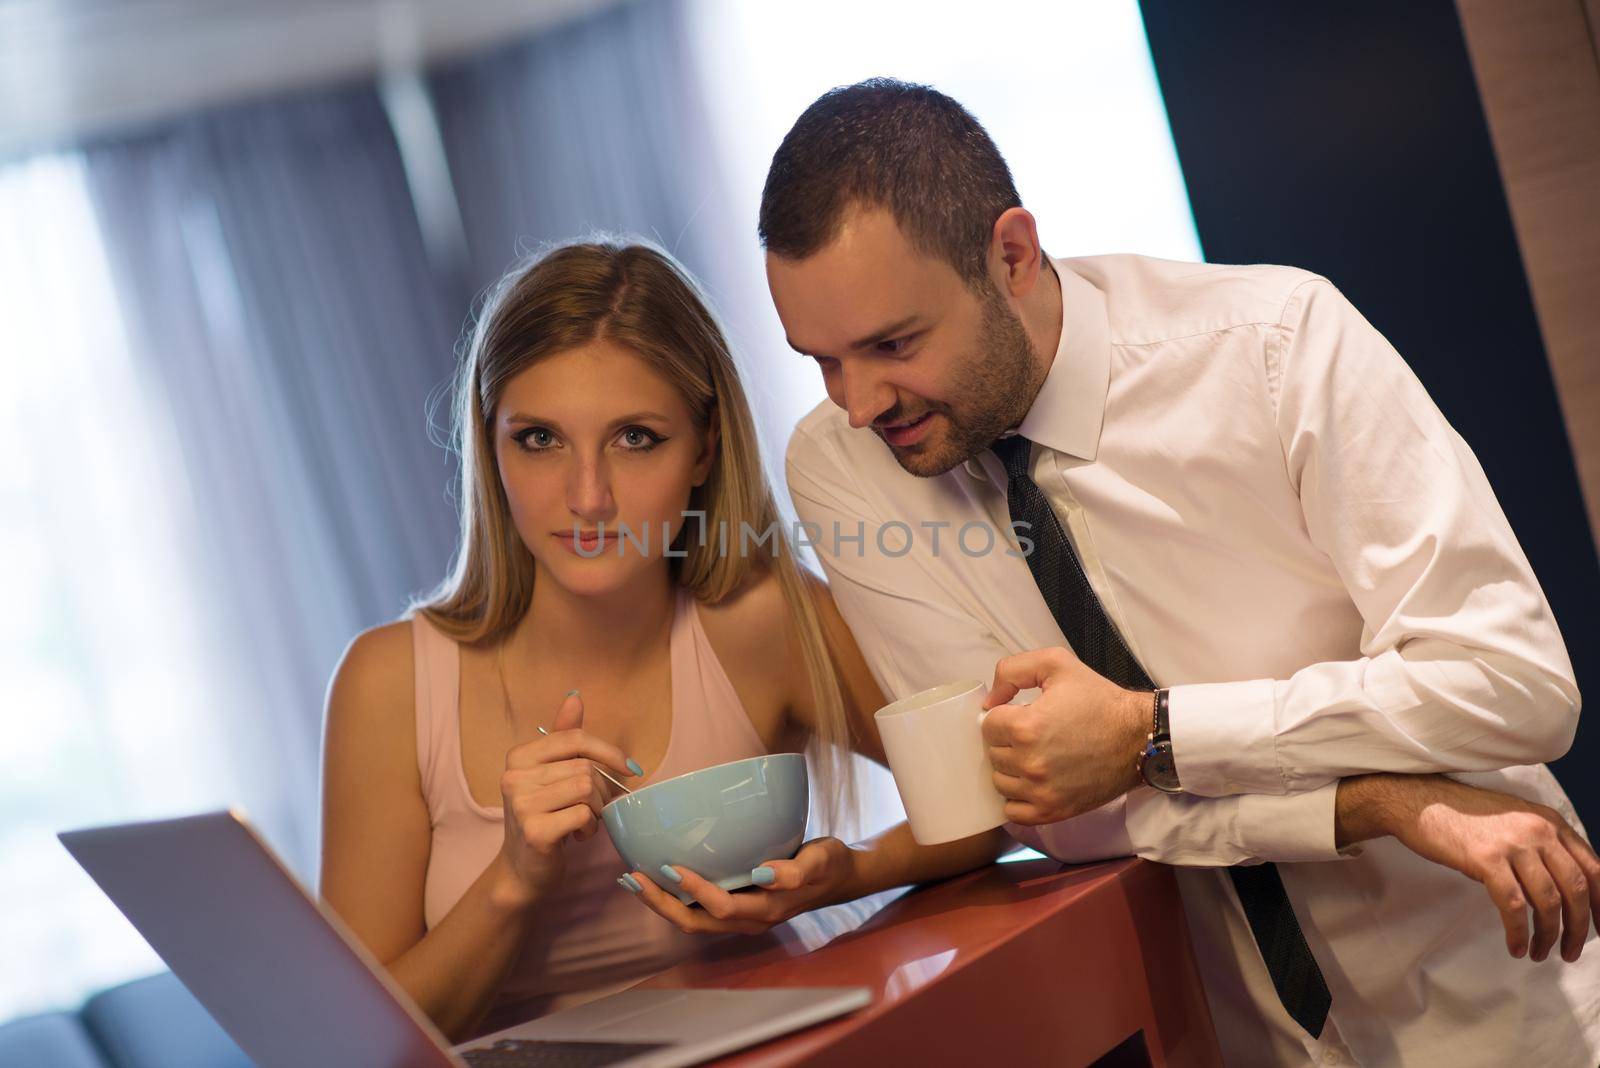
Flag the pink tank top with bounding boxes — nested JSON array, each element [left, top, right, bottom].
[[411, 586, 771, 1035]]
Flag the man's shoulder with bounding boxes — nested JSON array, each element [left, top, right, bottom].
[[787, 398, 866, 474], [1064, 253, 1327, 347], [785, 399, 972, 522], [791, 395, 846, 440]]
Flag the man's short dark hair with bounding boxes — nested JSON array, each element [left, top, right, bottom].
[[758, 78, 1022, 287]]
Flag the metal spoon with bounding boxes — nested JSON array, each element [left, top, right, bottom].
[[536, 725, 633, 796]]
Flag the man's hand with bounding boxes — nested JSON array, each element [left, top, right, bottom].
[[980, 646, 1150, 825], [1338, 774, 1600, 963]]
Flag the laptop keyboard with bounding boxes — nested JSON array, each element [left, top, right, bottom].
[[460, 1038, 674, 1067]]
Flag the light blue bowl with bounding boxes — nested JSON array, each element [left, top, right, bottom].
[[602, 753, 809, 904]]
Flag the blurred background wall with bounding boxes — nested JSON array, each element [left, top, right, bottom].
[[0, 0, 1592, 1027]]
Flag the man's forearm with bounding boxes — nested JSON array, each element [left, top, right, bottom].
[[1335, 772, 1435, 849], [1331, 770, 1600, 964]]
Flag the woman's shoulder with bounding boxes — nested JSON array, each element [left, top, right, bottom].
[[322, 620, 426, 832], [325, 619, 418, 736], [695, 567, 840, 712], [341, 619, 416, 680], [694, 567, 794, 654]]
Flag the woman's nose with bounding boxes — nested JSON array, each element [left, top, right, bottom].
[[566, 454, 616, 520]]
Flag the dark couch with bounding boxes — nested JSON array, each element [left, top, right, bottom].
[[0, 971, 252, 1067]]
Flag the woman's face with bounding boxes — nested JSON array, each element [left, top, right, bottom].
[[493, 338, 716, 600]]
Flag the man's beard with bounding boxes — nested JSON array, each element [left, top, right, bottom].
[[886, 284, 1043, 478]]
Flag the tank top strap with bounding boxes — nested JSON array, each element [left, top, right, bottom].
[[411, 612, 462, 819], [664, 586, 766, 770]]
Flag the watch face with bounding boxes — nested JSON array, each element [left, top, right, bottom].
[[1142, 742, 1182, 794]]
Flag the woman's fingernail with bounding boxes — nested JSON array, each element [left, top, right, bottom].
[[659, 865, 683, 884], [751, 866, 776, 886], [566, 689, 580, 698], [627, 759, 644, 777], [618, 874, 641, 894]]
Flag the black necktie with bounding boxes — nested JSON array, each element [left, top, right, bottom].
[[992, 433, 1331, 1039]]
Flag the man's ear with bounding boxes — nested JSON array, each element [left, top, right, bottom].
[[692, 407, 721, 487], [990, 206, 1047, 299]]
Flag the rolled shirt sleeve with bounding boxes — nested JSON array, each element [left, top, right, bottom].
[[1168, 280, 1581, 798]]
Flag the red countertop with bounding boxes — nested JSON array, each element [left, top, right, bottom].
[[642, 857, 1223, 1066]]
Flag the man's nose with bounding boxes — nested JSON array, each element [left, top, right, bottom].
[[842, 363, 895, 430]]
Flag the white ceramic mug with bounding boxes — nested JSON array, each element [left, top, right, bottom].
[[874, 679, 1009, 845]]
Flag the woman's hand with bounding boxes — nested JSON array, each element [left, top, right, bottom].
[[495, 692, 639, 909], [621, 837, 859, 935]]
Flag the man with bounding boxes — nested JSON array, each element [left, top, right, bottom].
[[766, 79, 1599, 1065]]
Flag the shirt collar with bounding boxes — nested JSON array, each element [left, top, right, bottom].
[[962, 257, 1112, 482], [1016, 257, 1111, 463]]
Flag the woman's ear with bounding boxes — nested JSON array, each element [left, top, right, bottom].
[[692, 407, 720, 488]]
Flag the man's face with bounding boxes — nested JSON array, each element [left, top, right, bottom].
[[766, 207, 1039, 477]]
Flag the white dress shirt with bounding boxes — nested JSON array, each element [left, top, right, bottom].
[[785, 254, 1597, 1066]]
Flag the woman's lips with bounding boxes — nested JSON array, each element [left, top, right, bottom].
[[554, 531, 608, 554], [881, 411, 935, 447]]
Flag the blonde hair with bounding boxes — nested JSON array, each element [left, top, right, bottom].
[[416, 238, 852, 820]]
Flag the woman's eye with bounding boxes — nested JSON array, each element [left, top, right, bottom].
[[618, 426, 664, 451], [516, 428, 557, 450]]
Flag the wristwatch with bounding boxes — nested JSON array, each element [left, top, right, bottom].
[[1137, 688, 1182, 794]]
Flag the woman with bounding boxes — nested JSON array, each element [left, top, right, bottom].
[[319, 240, 1008, 1042]]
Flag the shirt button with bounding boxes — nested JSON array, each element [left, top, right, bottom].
[[1322, 1050, 1343, 1065]]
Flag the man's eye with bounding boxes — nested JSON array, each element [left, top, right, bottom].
[[877, 335, 915, 355]]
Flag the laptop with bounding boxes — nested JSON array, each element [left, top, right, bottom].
[[58, 810, 871, 1067]]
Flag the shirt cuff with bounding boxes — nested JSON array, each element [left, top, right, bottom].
[[1231, 781, 1351, 863], [1167, 678, 1284, 797]]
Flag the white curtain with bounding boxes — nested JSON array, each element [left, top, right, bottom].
[[79, 84, 467, 883], [0, 154, 246, 1018]]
